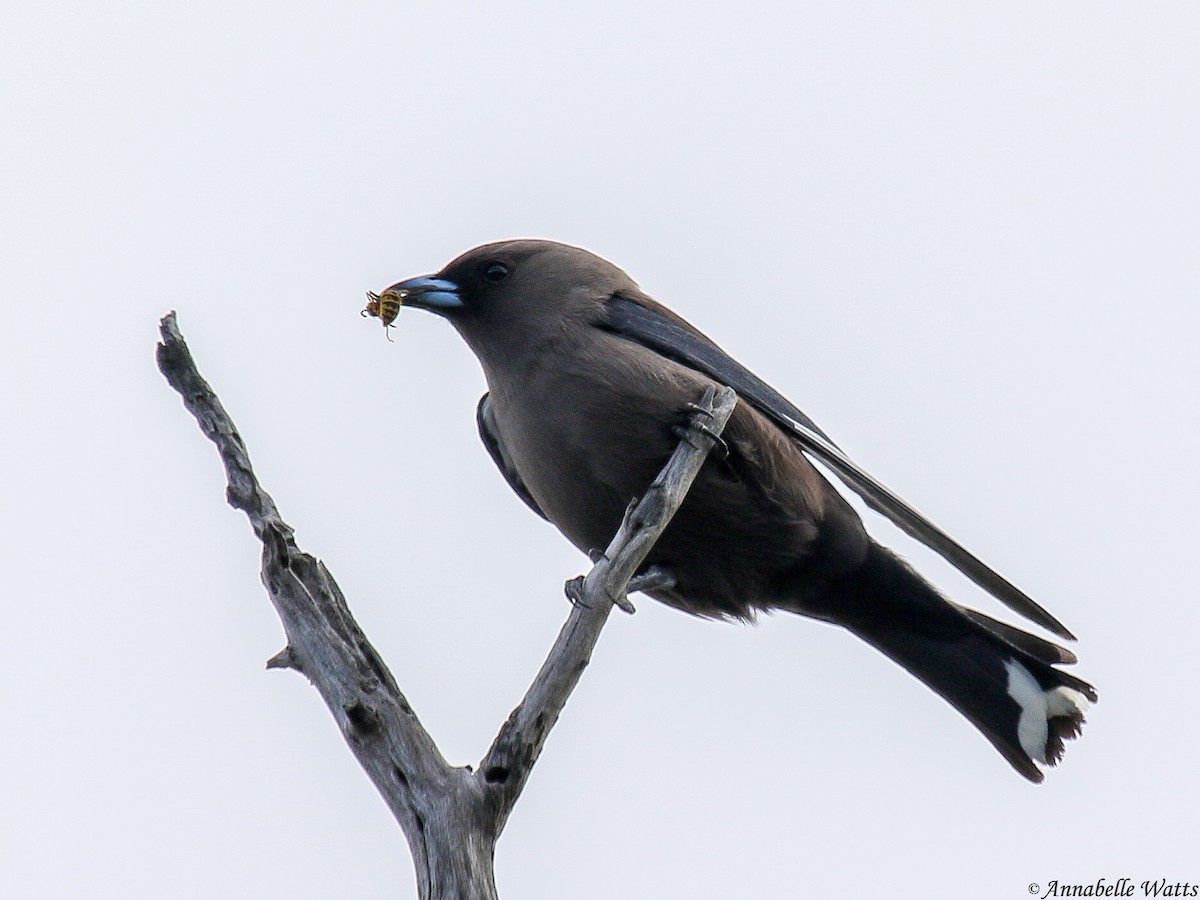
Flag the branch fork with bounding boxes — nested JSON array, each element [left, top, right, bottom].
[[156, 311, 737, 900]]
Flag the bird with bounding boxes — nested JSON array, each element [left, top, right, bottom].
[[369, 239, 1095, 782]]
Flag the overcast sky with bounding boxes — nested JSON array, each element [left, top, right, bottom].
[[2, 2, 1197, 898]]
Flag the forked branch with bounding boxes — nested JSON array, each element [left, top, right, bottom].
[[156, 311, 737, 900]]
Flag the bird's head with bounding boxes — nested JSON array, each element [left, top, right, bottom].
[[371, 239, 640, 364]]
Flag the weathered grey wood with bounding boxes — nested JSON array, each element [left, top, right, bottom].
[[156, 311, 736, 898], [155, 313, 476, 895]]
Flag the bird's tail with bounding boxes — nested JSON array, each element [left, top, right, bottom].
[[821, 542, 1096, 782]]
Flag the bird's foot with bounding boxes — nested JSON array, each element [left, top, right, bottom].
[[628, 565, 676, 595], [564, 573, 638, 613], [610, 593, 637, 614], [563, 575, 590, 609], [674, 403, 730, 460]]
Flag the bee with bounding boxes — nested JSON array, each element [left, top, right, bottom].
[[362, 290, 402, 341]]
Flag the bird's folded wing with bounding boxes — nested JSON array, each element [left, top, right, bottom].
[[477, 394, 549, 521], [600, 291, 1074, 640]]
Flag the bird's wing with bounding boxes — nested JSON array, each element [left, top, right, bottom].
[[600, 291, 1074, 640], [476, 393, 550, 521]]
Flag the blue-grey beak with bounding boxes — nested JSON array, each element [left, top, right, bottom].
[[380, 275, 463, 312]]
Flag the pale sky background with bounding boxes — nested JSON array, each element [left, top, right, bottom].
[[2, 3, 1197, 898]]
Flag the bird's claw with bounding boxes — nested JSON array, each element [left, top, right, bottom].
[[564, 575, 590, 609], [605, 565, 677, 614], [610, 592, 637, 614], [565, 574, 637, 613], [674, 417, 730, 461]]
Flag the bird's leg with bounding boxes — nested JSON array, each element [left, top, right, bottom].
[[627, 564, 676, 595]]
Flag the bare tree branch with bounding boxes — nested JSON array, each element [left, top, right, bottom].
[[156, 312, 457, 893], [156, 311, 736, 899]]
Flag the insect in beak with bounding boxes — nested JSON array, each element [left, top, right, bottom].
[[361, 290, 402, 342]]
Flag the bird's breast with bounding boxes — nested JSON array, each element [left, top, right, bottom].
[[486, 334, 686, 547]]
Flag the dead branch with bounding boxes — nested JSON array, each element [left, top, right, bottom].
[[156, 311, 737, 899]]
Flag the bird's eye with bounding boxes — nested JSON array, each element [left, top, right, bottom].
[[482, 261, 510, 283]]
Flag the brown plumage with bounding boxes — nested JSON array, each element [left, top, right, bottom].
[[377, 239, 1096, 781]]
